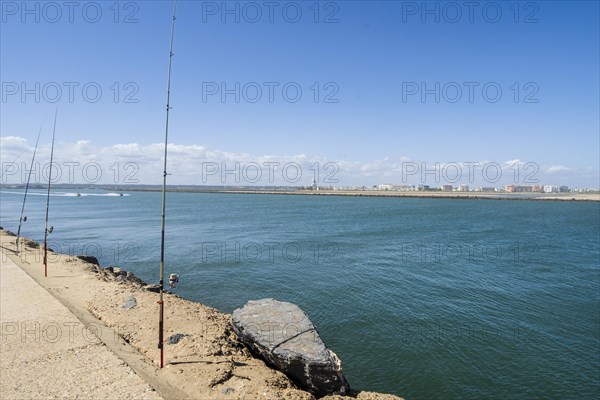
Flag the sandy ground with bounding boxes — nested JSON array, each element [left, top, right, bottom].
[[0, 231, 403, 400]]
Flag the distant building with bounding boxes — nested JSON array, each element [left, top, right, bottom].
[[311, 178, 318, 191], [458, 184, 469, 192], [506, 185, 537, 193], [559, 186, 569, 192], [441, 184, 453, 191], [397, 185, 417, 191], [476, 187, 496, 192], [543, 185, 559, 193], [531, 185, 544, 192], [378, 184, 393, 191]]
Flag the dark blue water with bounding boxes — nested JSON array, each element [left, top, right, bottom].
[[1, 189, 599, 399]]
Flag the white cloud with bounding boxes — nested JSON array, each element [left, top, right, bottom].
[[546, 165, 571, 173], [1, 136, 597, 188], [0, 136, 30, 155], [503, 159, 524, 165]]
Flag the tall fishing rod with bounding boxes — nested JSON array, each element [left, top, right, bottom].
[[158, 0, 177, 369], [43, 111, 57, 278], [15, 126, 43, 254]]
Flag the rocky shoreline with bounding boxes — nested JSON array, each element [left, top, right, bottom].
[[0, 229, 403, 400]]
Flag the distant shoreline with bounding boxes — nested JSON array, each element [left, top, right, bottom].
[[2, 185, 598, 201], [124, 188, 600, 202]]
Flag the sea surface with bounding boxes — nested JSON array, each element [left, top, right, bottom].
[[1, 189, 599, 399]]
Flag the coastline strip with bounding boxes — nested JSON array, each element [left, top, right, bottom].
[[1, 233, 403, 400], [105, 188, 600, 202]]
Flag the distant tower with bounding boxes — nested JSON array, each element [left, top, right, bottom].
[[311, 177, 318, 191]]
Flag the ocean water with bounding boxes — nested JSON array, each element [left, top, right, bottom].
[[1, 189, 599, 399]]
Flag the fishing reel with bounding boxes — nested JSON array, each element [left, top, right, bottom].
[[169, 273, 179, 288]]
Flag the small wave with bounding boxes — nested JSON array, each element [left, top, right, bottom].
[[0, 190, 129, 197], [0, 190, 62, 197], [102, 193, 130, 197], [63, 192, 130, 197]]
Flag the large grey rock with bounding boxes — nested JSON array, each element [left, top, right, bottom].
[[232, 298, 349, 397]]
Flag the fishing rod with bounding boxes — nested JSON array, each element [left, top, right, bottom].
[[43, 111, 57, 278], [15, 126, 43, 254], [158, 0, 177, 369]]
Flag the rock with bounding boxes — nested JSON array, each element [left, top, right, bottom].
[[232, 298, 350, 398], [77, 255, 100, 266], [3, 230, 16, 236], [113, 268, 127, 276], [168, 333, 189, 345], [145, 284, 160, 293], [144, 284, 171, 294], [126, 271, 146, 286], [23, 238, 39, 248], [122, 296, 137, 309]]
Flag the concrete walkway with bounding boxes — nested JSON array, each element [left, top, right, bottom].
[[0, 253, 163, 400]]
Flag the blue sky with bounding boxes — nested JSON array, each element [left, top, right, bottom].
[[1, 1, 598, 187]]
